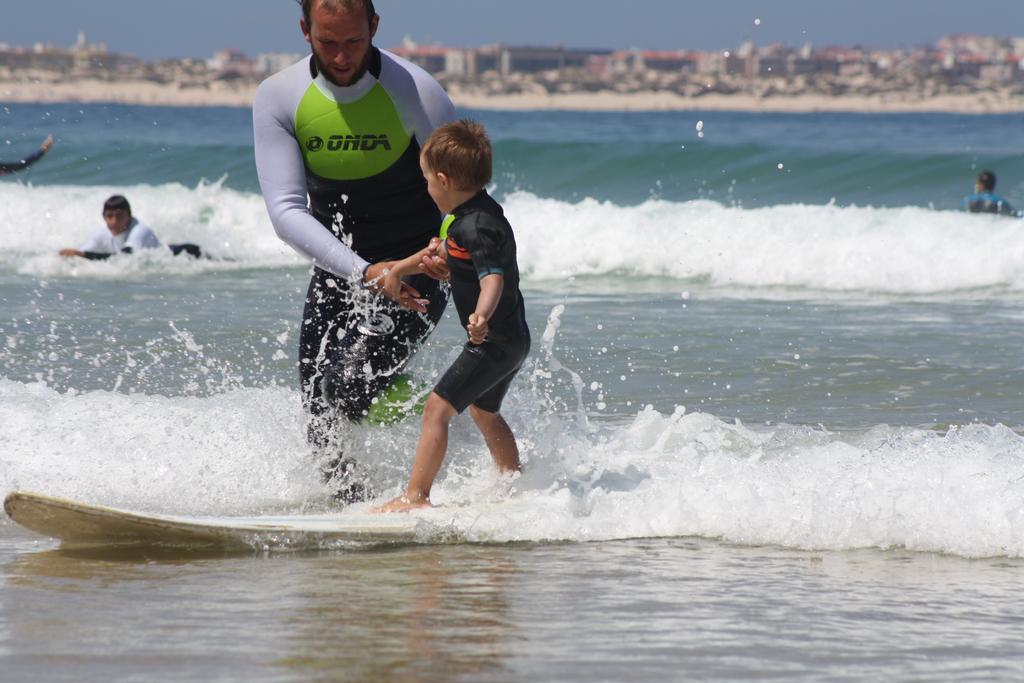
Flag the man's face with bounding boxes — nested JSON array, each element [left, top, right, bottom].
[[103, 209, 131, 234], [302, 3, 379, 87]]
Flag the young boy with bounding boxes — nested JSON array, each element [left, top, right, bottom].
[[373, 120, 530, 512]]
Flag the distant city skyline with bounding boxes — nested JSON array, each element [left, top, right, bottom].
[[1, 0, 1023, 61]]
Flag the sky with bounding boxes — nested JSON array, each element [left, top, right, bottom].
[[1, 0, 1023, 60]]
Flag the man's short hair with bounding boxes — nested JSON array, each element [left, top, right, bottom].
[[298, 0, 376, 26], [977, 170, 997, 192], [421, 120, 493, 192], [103, 195, 131, 215]]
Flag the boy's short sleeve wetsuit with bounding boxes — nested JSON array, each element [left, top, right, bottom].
[[435, 190, 530, 414]]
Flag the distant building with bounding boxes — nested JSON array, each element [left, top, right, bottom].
[[583, 54, 609, 76], [697, 51, 727, 75], [492, 46, 611, 76], [755, 43, 793, 76], [939, 34, 1014, 59], [0, 31, 1021, 96], [468, 45, 502, 75], [757, 56, 787, 76], [389, 44, 448, 74], [389, 43, 612, 78], [725, 41, 756, 77], [255, 52, 304, 76], [828, 47, 867, 76], [979, 58, 1020, 83], [792, 56, 839, 76], [500, 46, 566, 74], [635, 50, 699, 73], [946, 53, 988, 80], [25, 47, 73, 71], [208, 49, 256, 78], [725, 54, 754, 77]]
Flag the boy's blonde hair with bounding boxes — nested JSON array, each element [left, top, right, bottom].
[[421, 120, 492, 192]]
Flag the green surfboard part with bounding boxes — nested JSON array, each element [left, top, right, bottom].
[[365, 374, 429, 425]]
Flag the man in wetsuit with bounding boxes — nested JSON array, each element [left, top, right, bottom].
[[0, 135, 53, 176], [963, 170, 1018, 217], [253, 0, 456, 497]]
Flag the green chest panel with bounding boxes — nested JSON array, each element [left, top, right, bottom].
[[295, 82, 411, 181]]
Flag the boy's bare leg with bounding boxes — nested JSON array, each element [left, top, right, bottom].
[[469, 406, 521, 474], [374, 393, 456, 512]]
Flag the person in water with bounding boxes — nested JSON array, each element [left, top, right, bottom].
[[252, 0, 456, 502], [59, 195, 202, 260], [374, 120, 530, 512], [0, 135, 54, 176], [962, 170, 1018, 217]]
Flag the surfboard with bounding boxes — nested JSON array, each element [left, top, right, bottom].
[[3, 491, 430, 550]]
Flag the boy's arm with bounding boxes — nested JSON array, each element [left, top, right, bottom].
[[390, 250, 431, 279], [375, 244, 438, 305], [467, 274, 504, 345], [419, 237, 450, 281]]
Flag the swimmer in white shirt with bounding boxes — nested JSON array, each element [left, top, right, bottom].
[[59, 195, 201, 260]]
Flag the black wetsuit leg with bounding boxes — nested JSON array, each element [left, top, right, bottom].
[[169, 243, 203, 258], [299, 268, 448, 502], [299, 267, 448, 427]]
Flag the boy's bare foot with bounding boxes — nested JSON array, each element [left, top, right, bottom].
[[372, 494, 432, 513]]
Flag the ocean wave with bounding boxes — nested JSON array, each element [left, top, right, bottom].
[[2, 377, 1023, 558], [461, 406, 1024, 558], [2, 182, 1022, 296], [506, 192, 1024, 295]]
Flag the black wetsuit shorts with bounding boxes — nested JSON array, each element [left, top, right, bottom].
[[434, 331, 530, 414]]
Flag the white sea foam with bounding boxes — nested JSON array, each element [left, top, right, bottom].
[[3, 378, 1023, 558], [436, 407, 1024, 559], [505, 192, 1024, 295], [0, 379, 321, 514], [3, 182, 1023, 294]]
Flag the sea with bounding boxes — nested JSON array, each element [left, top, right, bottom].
[[2, 101, 1024, 681]]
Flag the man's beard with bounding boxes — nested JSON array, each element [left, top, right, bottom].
[[311, 47, 371, 87]]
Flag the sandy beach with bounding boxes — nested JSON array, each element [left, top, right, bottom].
[[0, 78, 256, 108], [448, 88, 1024, 114], [3, 77, 1024, 114]]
